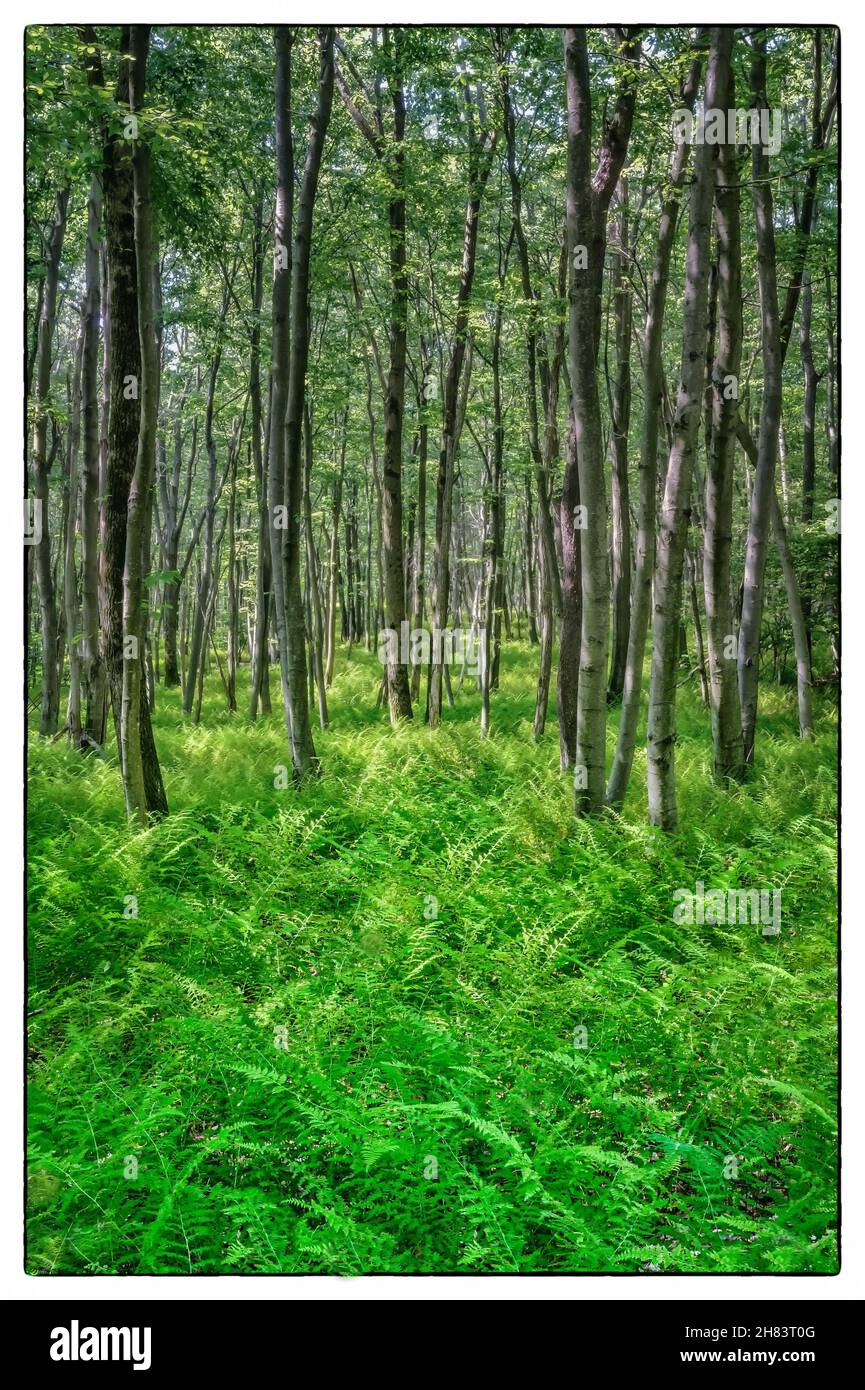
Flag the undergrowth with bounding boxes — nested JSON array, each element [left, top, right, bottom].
[[27, 644, 838, 1274]]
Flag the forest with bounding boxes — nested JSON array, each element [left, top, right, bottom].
[[26, 23, 838, 1275]]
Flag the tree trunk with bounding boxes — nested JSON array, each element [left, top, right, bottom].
[[606, 45, 701, 806], [557, 396, 582, 770], [379, 31, 412, 722], [410, 365, 428, 702], [63, 328, 84, 742], [800, 271, 817, 524], [266, 26, 296, 739], [607, 180, 632, 703], [160, 404, 196, 691], [226, 448, 239, 712], [325, 413, 345, 687], [247, 185, 271, 720], [122, 24, 167, 822], [523, 476, 538, 646], [703, 56, 745, 780], [303, 402, 329, 729], [564, 25, 638, 811], [646, 26, 729, 830], [480, 305, 504, 738], [738, 31, 784, 768], [499, 33, 562, 716], [428, 105, 495, 728], [80, 172, 107, 742], [535, 249, 567, 742], [184, 350, 222, 716], [30, 184, 68, 736], [737, 418, 815, 741], [88, 26, 166, 815], [686, 543, 709, 706], [280, 24, 334, 778], [825, 268, 839, 479]]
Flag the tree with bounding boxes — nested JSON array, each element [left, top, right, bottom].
[[606, 41, 702, 807], [275, 24, 335, 778], [336, 28, 413, 722], [563, 25, 639, 811], [83, 24, 167, 818], [737, 30, 784, 770], [646, 26, 731, 831], [122, 24, 167, 823], [428, 66, 496, 729], [29, 183, 68, 736], [703, 54, 745, 782]]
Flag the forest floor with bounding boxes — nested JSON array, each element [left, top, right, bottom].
[[27, 645, 838, 1274]]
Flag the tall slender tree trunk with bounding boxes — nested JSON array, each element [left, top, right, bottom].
[[490, 443, 507, 689], [825, 268, 838, 479], [324, 414, 345, 688], [778, 414, 791, 523], [738, 31, 784, 768], [646, 26, 729, 830], [557, 398, 582, 770], [734, 29, 834, 751], [335, 28, 412, 721], [266, 25, 296, 739], [565, 27, 607, 807], [303, 402, 329, 729], [63, 329, 84, 741], [428, 106, 494, 728], [771, 488, 815, 739], [796, 272, 817, 702], [410, 370, 428, 702], [379, 31, 412, 722], [800, 271, 818, 524], [159, 408, 195, 691], [564, 26, 638, 811], [737, 418, 815, 741], [535, 263, 566, 743], [480, 304, 503, 738], [499, 32, 561, 742], [607, 47, 702, 806], [80, 172, 107, 742], [703, 56, 745, 780], [122, 24, 167, 823], [248, 185, 271, 721], [523, 476, 538, 646], [607, 180, 632, 703], [280, 24, 334, 778], [184, 351, 222, 717], [87, 25, 166, 815], [30, 184, 69, 736], [226, 448, 239, 712], [686, 543, 709, 706]]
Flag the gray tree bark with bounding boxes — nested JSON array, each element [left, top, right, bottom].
[[79, 172, 107, 743], [564, 25, 639, 811], [607, 178, 632, 704], [703, 58, 745, 780], [607, 45, 702, 806], [30, 184, 69, 736], [279, 24, 334, 777], [646, 26, 730, 830], [738, 31, 783, 768], [429, 93, 495, 728], [123, 24, 167, 823], [335, 28, 412, 722]]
